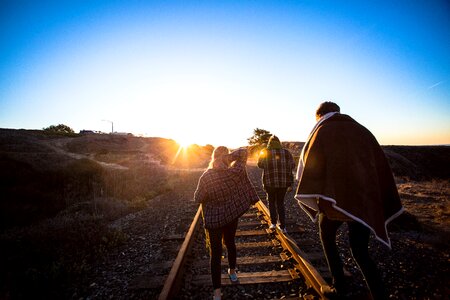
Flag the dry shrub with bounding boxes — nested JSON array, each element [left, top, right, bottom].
[[0, 155, 65, 228], [102, 163, 170, 201], [0, 164, 179, 298], [384, 146, 450, 180], [66, 134, 144, 154], [1, 152, 175, 229], [0, 213, 127, 299], [0, 157, 105, 229], [60, 197, 131, 221]]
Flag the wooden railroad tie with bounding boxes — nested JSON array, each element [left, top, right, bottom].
[[191, 269, 298, 286]]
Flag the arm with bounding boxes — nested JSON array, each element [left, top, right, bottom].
[[227, 147, 248, 173], [193, 174, 208, 204]]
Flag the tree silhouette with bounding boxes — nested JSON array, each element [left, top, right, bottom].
[[43, 124, 75, 135], [247, 128, 272, 146], [247, 128, 272, 155]]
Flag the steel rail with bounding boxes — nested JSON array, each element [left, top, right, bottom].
[[159, 199, 332, 299], [254, 200, 333, 299], [158, 205, 202, 300]]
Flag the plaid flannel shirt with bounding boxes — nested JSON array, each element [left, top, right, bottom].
[[257, 148, 296, 189], [194, 148, 259, 229]]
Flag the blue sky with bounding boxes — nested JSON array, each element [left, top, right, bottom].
[[1, 0, 449, 147]]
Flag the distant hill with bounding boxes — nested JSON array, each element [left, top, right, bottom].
[[383, 145, 450, 180], [0, 128, 211, 170], [0, 129, 212, 228], [0, 128, 448, 228], [282, 141, 449, 180], [1, 128, 448, 179]]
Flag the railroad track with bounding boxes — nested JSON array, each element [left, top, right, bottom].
[[128, 167, 335, 299], [150, 188, 335, 299]]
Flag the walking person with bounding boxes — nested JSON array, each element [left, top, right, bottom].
[[295, 101, 403, 299], [257, 135, 296, 233], [194, 146, 259, 300]]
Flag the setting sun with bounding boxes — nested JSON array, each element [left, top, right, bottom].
[[176, 138, 193, 149], [171, 138, 194, 165]]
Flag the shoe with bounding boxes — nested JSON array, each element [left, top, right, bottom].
[[269, 224, 276, 230], [213, 288, 221, 300], [228, 269, 238, 282]]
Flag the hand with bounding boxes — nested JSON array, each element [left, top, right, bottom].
[[287, 186, 293, 192]]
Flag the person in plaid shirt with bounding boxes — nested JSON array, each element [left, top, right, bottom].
[[257, 135, 296, 233], [194, 146, 258, 300]]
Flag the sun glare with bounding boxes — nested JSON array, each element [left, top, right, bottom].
[[171, 138, 194, 165], [176, 136, 195, 149], [177, 141, 192, 149]]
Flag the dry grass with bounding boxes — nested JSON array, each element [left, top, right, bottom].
[[0, 167, 193, 299], [397, 179, 450, 234], [0, 129, 448, 299], [0, 212, 127, 298]]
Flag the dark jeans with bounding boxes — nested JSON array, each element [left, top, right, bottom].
[[319, 213, 387, 300], [266, 187, 287, 228], [206, 218, 239, 289]]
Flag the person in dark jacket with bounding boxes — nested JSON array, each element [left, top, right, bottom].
[[194, 146, 258, 300], [257, 135, 296, 233], [295, 101, 404, 299]]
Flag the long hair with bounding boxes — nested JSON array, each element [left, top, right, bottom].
[[267, 135, 282, 150], [208, 146, 230, 169]]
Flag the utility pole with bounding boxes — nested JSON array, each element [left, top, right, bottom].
[[102, 120, 114, 134]]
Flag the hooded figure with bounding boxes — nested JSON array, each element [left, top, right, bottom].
[[258, 135, 296, 232], [295, 101, 403, 299]]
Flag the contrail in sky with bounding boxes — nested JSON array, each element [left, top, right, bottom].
[[427, 80, 446, 90]]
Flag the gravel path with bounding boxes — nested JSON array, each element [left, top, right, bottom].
[[81, 167, 449, 300]]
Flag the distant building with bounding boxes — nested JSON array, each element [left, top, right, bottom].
[[112, 132, 134, 136], [79, 130, 96, 135]]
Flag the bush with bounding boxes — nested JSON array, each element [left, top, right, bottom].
[[0, 213, 127, 299], [43, 124, 77, 137], [0, 156, 105, 229]]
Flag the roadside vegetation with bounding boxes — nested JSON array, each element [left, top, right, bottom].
[[0, 129, 211, 299], [0, 128, 448, 299], [43, 123, 78, 137]]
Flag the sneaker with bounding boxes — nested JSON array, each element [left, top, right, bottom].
[[269, 224, 276, 230], [228, 269, 238, 282], [213, 288, 221, 300]]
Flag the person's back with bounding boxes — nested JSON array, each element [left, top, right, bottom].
[[258, 147, 296, 188], [297, 112, 401, 243], [295, 101, 403, 300], [196, 147, 258, 229], [194, 146, 258, 300], [257, 135, 295, 232]]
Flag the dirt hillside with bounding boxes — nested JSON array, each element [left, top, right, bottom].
[[0, 128, 449, 299]]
